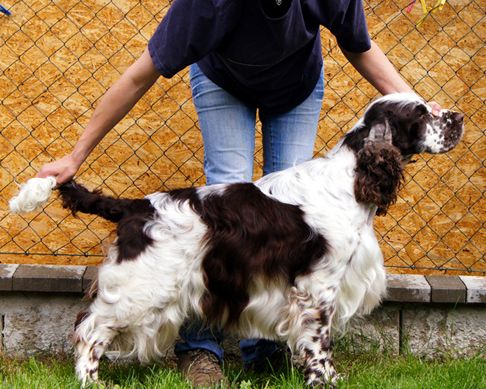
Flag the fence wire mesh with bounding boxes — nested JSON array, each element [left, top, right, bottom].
[[0, 0, 484, 275]]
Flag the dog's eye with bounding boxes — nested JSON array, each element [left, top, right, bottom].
[[410, 122, 420, 138], [415, 105, 428, 117]]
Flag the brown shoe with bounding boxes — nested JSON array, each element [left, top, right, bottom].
[[177, 349, 226, 388]]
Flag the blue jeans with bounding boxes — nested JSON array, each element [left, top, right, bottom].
[[174, 63, 324, 365]]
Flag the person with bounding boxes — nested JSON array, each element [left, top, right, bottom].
[[38, 0, 440, 386]]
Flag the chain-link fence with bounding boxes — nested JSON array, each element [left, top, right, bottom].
[[0, 0, 484, 275]]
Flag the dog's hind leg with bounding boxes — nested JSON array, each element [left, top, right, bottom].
[[73, 310, 119, 386]]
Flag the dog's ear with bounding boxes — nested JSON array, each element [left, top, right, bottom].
[[354, 128, 404, 216], [365, 119, 392, 145]]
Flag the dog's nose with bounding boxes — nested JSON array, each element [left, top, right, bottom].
[[453, 112, 464, 122]]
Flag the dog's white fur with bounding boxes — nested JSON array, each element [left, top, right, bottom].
[[9, 176, 56, 213], [70, 146, 385, 385], [10, 93, 463, 386], [9, 150, 383, 386]]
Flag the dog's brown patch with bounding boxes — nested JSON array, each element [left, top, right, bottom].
[[172, 183, 328, 326]]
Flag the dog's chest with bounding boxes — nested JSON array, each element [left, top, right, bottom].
[[304, 202, 374, 266]]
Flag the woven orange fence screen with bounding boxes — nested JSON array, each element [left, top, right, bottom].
[[0, 1, 484, 275]]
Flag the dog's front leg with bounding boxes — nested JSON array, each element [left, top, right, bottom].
[[302, 305, 338, 387], [291, 297, 339, 387]]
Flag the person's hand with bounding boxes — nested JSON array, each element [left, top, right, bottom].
[[37, 154, 81, 185], [428, 101, 441, 116]]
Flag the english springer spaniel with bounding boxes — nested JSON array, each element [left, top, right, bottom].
[[10, 93, 463, 387]]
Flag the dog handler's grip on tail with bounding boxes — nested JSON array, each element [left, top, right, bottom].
[[9, 176, 57, 214]]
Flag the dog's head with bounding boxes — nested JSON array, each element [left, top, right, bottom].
[[348, 93, 464, 157], [344, 93, 464, 215]]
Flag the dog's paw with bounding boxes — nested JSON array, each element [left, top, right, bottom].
[[305, 369, 343, 388], [81, 380, 108, 389]]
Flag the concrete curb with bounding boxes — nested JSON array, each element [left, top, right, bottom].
[[1, 264, 484, 303], [0, 265, 484, 358]]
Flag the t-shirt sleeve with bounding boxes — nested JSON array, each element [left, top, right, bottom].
[[148, 0, 240, 78], [315, 0, 371, 53]]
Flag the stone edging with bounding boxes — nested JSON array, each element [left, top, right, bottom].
[[0, 264, 485, 304]]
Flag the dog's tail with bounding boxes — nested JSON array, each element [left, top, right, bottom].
[[9, 177, 152, 223], [58, 180, 151, 222], [9, 176, 57, 214]]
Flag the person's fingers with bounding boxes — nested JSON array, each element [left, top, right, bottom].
[[36, 157, 78, 184], [57, 169, 76, 185], [36, 164, 57, 179], [429, 101, 441, 116]]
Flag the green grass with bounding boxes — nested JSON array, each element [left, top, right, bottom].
[[0, 352, 484, 389]]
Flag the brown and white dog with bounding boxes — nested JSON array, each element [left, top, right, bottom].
[[10, 93, 463, 387]]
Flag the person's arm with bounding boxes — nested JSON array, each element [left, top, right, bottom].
[[341, 41, 412, 94], [37, 48, 160, 184], [341, 41, 441, 114]]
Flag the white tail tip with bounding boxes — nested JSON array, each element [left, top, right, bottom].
[[9, 176, 57, 214]]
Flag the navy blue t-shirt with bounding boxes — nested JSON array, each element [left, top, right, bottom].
[[148, 0, 371, 114]]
